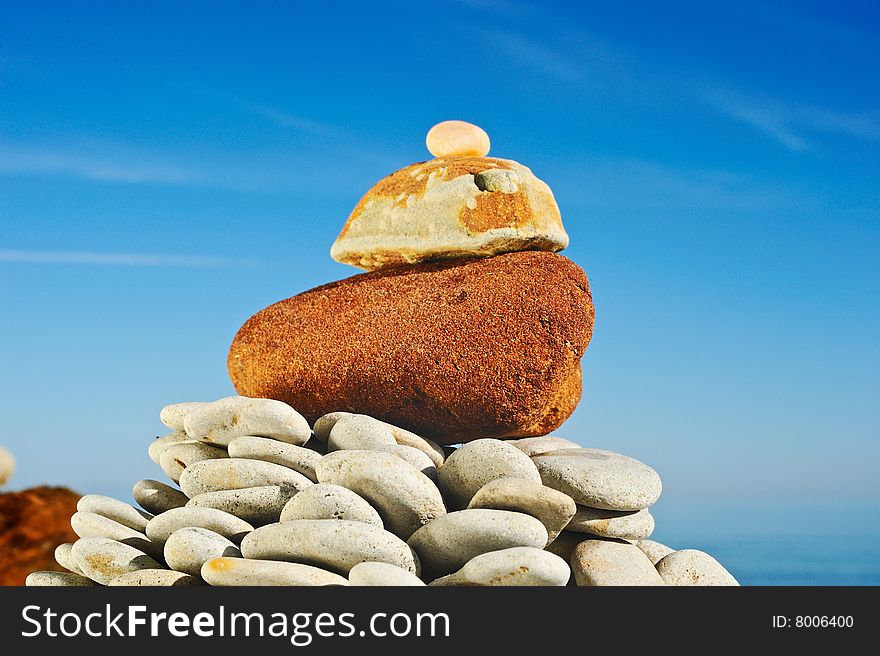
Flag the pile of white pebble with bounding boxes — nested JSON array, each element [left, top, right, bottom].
[[26, 396, 738, 586]]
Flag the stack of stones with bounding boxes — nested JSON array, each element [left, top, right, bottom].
[[227, 121, 593, 444], [26, 396, 737, 586], [26, 122, 737, 586]]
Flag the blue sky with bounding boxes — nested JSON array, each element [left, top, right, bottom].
[[1, 1, 878, 510]]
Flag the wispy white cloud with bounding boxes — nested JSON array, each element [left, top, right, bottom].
[[0, 143, 202, 184], [716, 101, 809, 151], [474, 27, 583, 82], [744, 0, 877, 52], [797, 105, 880, 141], [706, 89, 880, 151], [464, 15, 880, 156], [243, 103, 334, 135], [464, 24, 672, 102], [547, 156, 807, 212], [0, 138, 382, 194], [447, 0, 536, 17], [0, 250, 260, 268], [180, 86, 339, 137]]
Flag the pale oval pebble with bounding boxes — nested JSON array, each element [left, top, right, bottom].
[[159, 441, 228, 483], [279, 483, 383, 527], [438, 439, 541, 509], [312, 412, 353, 442], [179, 458, 313, 498], [145, 507, 253, 545], [407, 509, 548, 578], [374, 444, 437, 480], [0, 445, 15, 486], [348, 561, 425, 587], [570, 537, 665, 586], [71, 537, 162, 585], [228, 436, 321, 482], [184, 396, 310, 446], [109, 569, 202, 586], [77, 494, 152, 532], [327, 414, 396, 451], [467, 478, 576, 545], [187, 486, 297, 525], [426, 120, 490, 157], [133, 479, 189, 515], [656, 549, 739, 586], [241, 519, 420, 576], [317, 450, 445, 539], [430, 547, 570, 587], [636, 539, 675, 565], [566, 506, 655, 540], [54, 542, 84, 575], [70, 511, 163, 560], [202, 557, 349, 586], [148, 432, 189, 464], [314, 413, 444, 466], [507, 436, 581, 457], [160, 401, 209, 431], [532, 449, 662, 511], [382, 424, 445, 467], [164, 527, 241, 577], [26, 571, 96, 587]]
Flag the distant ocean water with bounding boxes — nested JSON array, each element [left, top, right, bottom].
[[650, 499, 880, 585]]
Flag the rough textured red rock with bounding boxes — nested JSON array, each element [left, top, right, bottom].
[[228, 251, 594, 444], [0, 486, 80, 586]]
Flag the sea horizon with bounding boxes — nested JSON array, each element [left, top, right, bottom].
[[651, 497, 880, 585]]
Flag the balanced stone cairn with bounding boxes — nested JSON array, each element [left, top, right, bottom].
[[26, 396, 737, 586], [26, 122, 737, 586], [229, 121, 591, 442]]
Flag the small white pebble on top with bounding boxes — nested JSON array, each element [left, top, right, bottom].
[[426, 120, 490, 158]]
